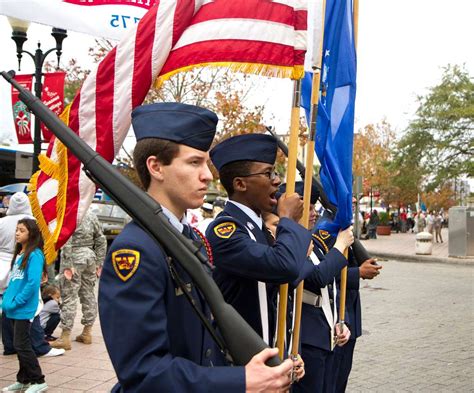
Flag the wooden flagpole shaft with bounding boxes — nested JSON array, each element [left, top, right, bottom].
[[338, 263, 348, 325], [337, 0, 358, 330], [276, 79, 301, 359], [290, 0, 328, 358], [291, 70, 322, 356], [354, 0, 359, 49]]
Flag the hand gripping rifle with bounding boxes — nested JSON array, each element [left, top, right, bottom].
[[266, 126, 371, 264], [2, 70, 281, 367]]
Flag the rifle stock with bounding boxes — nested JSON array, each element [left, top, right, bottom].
[[267, 127, 371, 264], [2, 70, 280, 367]]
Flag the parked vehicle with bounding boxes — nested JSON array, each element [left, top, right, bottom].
[[89, 200, 130, 245]]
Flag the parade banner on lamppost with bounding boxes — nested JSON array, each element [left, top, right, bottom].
[[11, 74, 33, 144], [40, 72, 66, 142], [0, 0, 154, 40]]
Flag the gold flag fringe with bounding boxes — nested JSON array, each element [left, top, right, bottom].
[[28, 106, 71, 265], [155, 62, 305, 88]]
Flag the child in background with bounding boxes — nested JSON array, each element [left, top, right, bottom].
[[1, 219, 48, 393], [40, 285, 61, 341]]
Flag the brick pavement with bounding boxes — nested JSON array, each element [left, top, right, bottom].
[[360, 228, 474, 265], [349, 260, 474, 392], [0, 321, 116, 392], [1, 235, 473, 391]]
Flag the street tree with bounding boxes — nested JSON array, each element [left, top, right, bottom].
[[399, 64, 474, 190], [353, 120, 399, 208]]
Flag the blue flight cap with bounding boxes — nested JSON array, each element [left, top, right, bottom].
[[278, 181, 320, 205], [210, 134, 277, 171], [131, 102, 218, 151]]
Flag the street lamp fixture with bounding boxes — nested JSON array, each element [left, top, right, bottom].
[[8, 17, 67, 173]]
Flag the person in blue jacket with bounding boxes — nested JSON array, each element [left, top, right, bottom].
[[2, 218, 48, 393], [316, 212, 382, 392], [266, 182, 353, 393], [98, 103, 298, 393], [206, 134, 312, 357]]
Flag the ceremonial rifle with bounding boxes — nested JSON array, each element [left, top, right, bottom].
[[2, 70, 281, 367]]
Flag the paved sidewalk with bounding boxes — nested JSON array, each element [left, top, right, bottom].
[[349, 260, 474, 392], [0, 322, 116, 392], [359, 228, 474, 265]]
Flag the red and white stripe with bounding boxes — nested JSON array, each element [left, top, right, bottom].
[[33, 0, 308, 259]]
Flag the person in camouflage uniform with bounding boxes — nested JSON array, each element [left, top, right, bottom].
[[51, 210, 106, 350]]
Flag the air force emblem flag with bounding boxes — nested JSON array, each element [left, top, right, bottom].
[[112, 249, 140, 282]]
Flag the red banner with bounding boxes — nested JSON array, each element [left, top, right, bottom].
[[11, 74, 33, 144], [63, 0, 155, 9], [41, 72, 66, 142]]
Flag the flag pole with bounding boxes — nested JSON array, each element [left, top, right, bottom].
[[276, 78, 301, 359], [338, 0, 359, 339], [291, 0, 327, 358]]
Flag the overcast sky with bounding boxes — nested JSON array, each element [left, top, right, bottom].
[[0, 0, 473, 151]]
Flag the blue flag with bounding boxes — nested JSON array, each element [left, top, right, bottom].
[[301, 0, 357, 235]]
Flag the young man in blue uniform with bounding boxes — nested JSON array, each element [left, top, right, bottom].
[[315, 213, 382, 392], [98, 103, 298, 392], [269, 182, 353, 393], [206, 134, 312, 349]]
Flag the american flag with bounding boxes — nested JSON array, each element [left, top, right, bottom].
[[28, 0, 308, 263]]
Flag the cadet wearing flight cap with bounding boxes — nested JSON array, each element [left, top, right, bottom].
[[206, 134, 312, 353], [275, 183, 354, 393], [318, 213, 381, 393], [99, 103, 297, 392]]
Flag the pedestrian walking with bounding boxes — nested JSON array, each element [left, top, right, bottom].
[[416, 211, 426, 233], [426, 211, 435, 236], [1, 219, 48, 393], [367, 210, 379, 239], [51, 210, 106, 350], [434, 212, 443, 243]]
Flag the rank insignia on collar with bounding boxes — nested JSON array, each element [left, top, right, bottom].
[[318, 229, 331, 240], [112, 249, 140, 282], [246, 222, 254, 230], [214, 222, 236, 239]]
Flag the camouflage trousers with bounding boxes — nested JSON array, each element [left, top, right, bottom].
[[59, 258, 98, 330]]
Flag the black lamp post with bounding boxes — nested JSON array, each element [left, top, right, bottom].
[[9, 17, 67, 174], [370, 185, 373, 213], [369, 171, 375, 213]]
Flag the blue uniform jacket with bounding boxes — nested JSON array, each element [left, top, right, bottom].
[[298, 235, 348, 351], [206, 202, 312, 345], [319, 234, 362, 341], [99, 221, 245, 393]]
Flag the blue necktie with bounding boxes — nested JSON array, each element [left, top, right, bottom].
[[182, 224, 192, 239]]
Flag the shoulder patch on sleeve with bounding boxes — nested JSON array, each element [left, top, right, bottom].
[[318, 229, 331, 240], [213, 222, 237, 239], [112, 249, 140, 282]]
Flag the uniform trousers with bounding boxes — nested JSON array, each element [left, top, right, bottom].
[[293, 344, 335, 393], [331, 339, 356, 392]]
